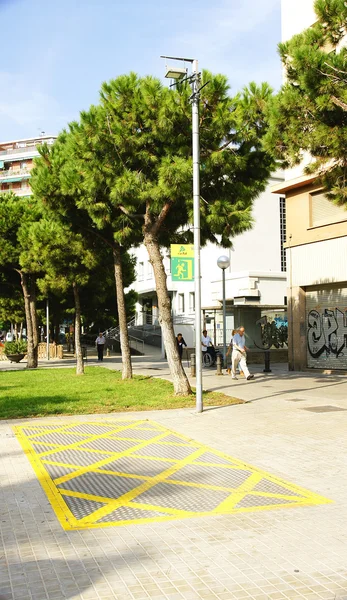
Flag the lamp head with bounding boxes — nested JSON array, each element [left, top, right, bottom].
[[217, 255, 230, 270], [165, 67, 187, 80]]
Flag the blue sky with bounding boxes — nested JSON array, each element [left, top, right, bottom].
[[0, 0, 282, 141]]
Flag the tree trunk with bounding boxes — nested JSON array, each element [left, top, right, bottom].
[[29, 278, 38, 367], [72, 282, 84, 375], [20, 272, 36, 369], [144, 231, 192, 396], [113, 246, 132, 379]]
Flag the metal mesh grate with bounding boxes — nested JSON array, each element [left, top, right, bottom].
[[42, 463, 78, 481], [67, 423, 124, 435], [29, 432, 90, 446], [253, 479, 301, 497], [161, 434, 192, 444], [38, 449, 110, 467], [79, 438, 138, 453], [136, 482, 229, 512], [32, 442, 59, 453], [236, 494, 291, 509], [196, 452, 236, 465], [171, 465, 251, 489], [110, 429, 162, 441], [62, 495, 106, 519], [58, 472, 142, 499], [99, 456, 170, 477], [136, 443, 195, 460], [135, 423, 162, 430], [22, 427, 53, 436], [97, 506, 167, 523]]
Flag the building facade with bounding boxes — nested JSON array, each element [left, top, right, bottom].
[[272, 0, 347, 371], [0, 135, 55, 198], [128, 173, 288, 349]]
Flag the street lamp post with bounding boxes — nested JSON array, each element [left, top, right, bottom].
[[161, 55, 203, 413], [217, 255, 230, 367], [46, 298, 50, 361]]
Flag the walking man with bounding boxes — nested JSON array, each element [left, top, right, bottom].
[[231, 326, 254, 380], [95, 332, 106, 362], [176, 333, 187, 361], [225, 328, 237, 374]]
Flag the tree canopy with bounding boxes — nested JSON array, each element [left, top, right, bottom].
[[30, 69, 275, 393], [264, 0, 347, 203]]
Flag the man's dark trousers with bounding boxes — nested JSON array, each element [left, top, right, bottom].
[[97, 344, 104, 361]]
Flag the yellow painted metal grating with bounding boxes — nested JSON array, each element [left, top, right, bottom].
[[13, 419, 332, 530]]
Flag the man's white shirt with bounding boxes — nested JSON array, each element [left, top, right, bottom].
[[201, 335, 212, 351], [233, 333, 246, 351]]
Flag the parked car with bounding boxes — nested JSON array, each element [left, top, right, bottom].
[[6, 332, 14, 342]]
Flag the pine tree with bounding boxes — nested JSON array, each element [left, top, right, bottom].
[[30, 134, 137, 378], [95, 72, 274, 395], [0, 193, 41, 368], [264, 0, 347, 203], [0, 272, 25, 338], [64, 112, 143, 381], [19, 218, 99, 375]]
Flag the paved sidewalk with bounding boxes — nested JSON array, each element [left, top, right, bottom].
[[1, 352, 347, 599]]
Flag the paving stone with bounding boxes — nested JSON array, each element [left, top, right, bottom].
[[0, 381, 346, 600]]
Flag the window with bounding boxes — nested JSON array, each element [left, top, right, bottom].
[[138, 261, 144, 281], [279, 196, 286, 272], [189, 292, 195, 312], [310, 191, 347, 227], [147, 261, 153, 279], [178, 293, 185, 313]]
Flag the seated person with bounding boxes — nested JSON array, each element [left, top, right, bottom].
[[201, 329, 216, 359]]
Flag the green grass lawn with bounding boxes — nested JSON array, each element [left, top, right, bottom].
[[0, 367, 243, 420]]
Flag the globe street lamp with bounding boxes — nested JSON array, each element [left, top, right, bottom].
[[217, 255, 230, 367], [161, 55, 203, 413]]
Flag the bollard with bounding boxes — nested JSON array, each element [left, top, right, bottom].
[[216, 353, 223, 375], [190, 353, 196, 377], [106, 347, 110, 357], [263, 350, 272, 373]]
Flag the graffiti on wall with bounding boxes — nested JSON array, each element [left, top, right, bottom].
[[255, 316, 288, 350], [307, 308, 347, 358]]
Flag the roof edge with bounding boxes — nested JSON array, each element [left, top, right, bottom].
[[271, 173, 318, 194]]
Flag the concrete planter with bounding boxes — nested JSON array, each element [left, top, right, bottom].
[[6, 353, 26, 363]]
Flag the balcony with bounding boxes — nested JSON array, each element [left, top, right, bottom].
[[0, 186, 32, 197], [0, 145, 41, 158], [0, 168, 31, 182], [0, 138, 55, 159]]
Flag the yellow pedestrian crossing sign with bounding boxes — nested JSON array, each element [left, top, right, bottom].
[[171, 244, 194, 281]]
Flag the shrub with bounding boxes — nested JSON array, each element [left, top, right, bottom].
[[4, 340, 28, 355]]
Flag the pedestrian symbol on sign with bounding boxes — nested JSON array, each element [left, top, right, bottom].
[[174, 260, 193, 280]]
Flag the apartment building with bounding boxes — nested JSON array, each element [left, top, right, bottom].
[[128, 173, 288, 349], [0, 135, 55, 198], [272, 0, 347, 371]]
